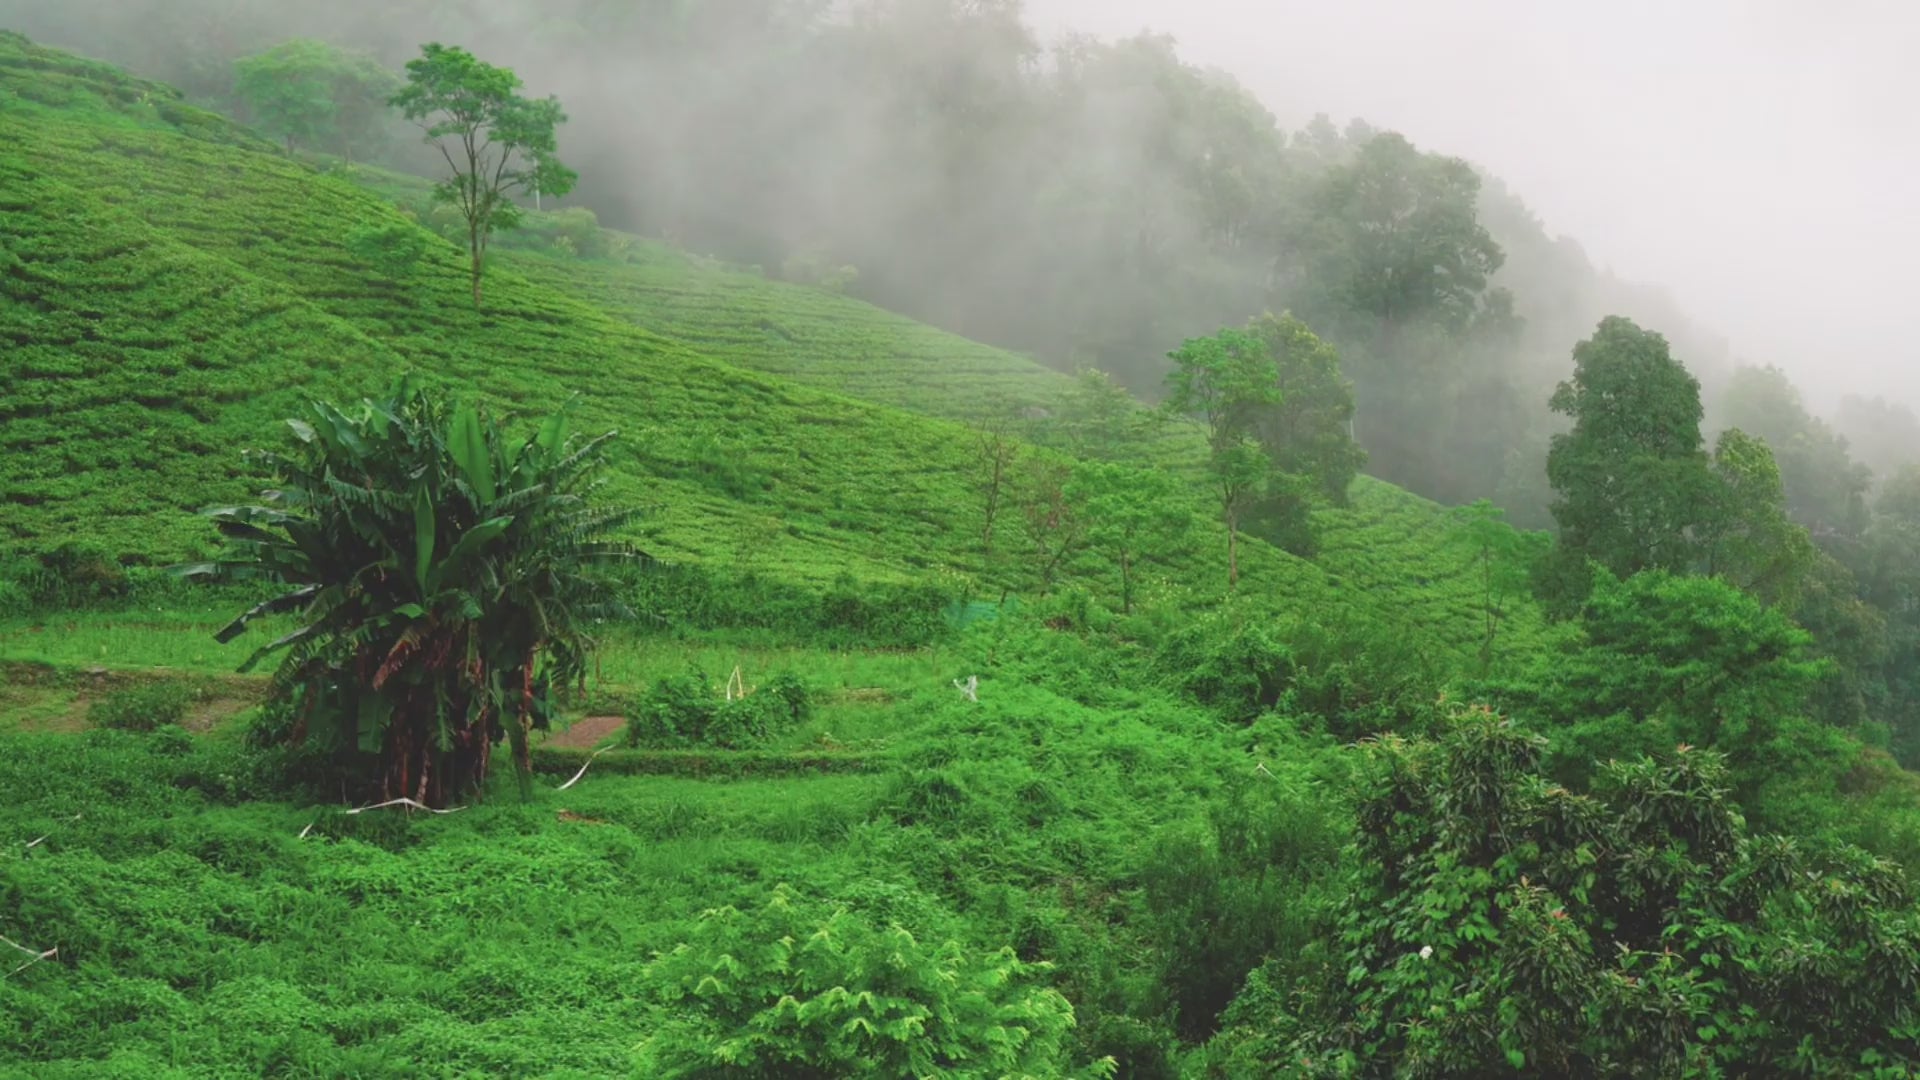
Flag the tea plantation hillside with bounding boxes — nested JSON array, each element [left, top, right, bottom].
[[7, 31, 1920, 1080], [0, 30, 1550, 665]]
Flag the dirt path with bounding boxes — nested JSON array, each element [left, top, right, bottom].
[[547, 715, 625, 750]]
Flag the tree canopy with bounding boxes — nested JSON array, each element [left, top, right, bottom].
[[391, 43, 575, 307]]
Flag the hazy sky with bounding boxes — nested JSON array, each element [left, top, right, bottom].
[[1028, 0, 1919, 407]]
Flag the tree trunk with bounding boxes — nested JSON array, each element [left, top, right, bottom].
[[468, 221, 484, 309], [1228, 526, 1239, 591]]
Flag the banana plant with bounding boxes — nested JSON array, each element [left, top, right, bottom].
[[179, 374, 645, 805]]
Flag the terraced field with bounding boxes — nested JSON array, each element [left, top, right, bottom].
[[0, 30, 1553, 668], [0, 33, 1026, 587]]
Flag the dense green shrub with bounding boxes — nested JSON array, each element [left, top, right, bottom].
[[1225, 711, 1920, 1077], [1138, 776, 1346, 1041], [1158, 605, 1444, 735], [345, 220, 429, 281], [633, 883, 1114, 1079], [0, 542, 129, 611], [625, 669, 813, 749], [622, 563, 956, 648], [86, 682, 192, 732], [186, 377, 642, 806]]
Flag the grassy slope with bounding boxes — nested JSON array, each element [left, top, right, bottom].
[[0, 34, 1262, 594], [0, 30, 1554, 669], [495, 242, 1554, 660]]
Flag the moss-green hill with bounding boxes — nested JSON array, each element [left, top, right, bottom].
[[0, 31, 1548, 663]]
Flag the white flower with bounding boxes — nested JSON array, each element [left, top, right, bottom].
[[1419, 945, 1434, 960]]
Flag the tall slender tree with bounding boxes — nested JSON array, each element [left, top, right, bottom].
[[391, 43, 576, 307]]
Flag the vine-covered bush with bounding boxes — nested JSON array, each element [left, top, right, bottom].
[[625, 669, 812, 749], [1216, 710, 1920, 1077], [634, 884, 1114, 1079]]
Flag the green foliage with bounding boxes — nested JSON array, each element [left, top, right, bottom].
[[345, 220, 430, 282], [1247, 312, 1366, 506], [391, 43, 576, 306], [1701, 427, 1816, 606], [181, 378, 642, 805], [626, 669, 813, 750], [1545, 316, 1716, 600], [1719, 364, 1873, 541], [1490, 570, 1834, 809], [634, 883, 1114, 1079], [0, 543, 131, 612], [232, 39, 397, 159], [1157, 605, 1447, 737], [1138, 777, 1345, 1041], [1301, 131, 1504, 335], [1068, 462, 1191, 613], [1043, 368, 1163, 463], [85, 682, 192, 732], [1447, 500, 1550, 671], [1166, 316, 1364, 571], [1247, 713, 1920, 1077]]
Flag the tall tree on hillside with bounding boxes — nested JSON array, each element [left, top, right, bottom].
[[1543, 316, 1717, 602], [1719, 364, 1872, 543], [1448, 499, 1550, 671], [392, 43, 576, 307], [1300, 131, 1504, 339], [233, 39, 398, 160], [1857, 466, 1920, 761], [1246, 313, 1365, 504], [1700, 428, 1815, 606], [233, 40, 337, 154], [1164, 327, 1281, 589]]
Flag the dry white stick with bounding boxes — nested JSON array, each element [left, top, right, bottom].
[[952, 675, 978, 702], [343, 797, 467, 815], [22, 814, 80, 852], [297, 822, 315, 839], [556, 746, 611, 792], [0, 934, 55, 979]]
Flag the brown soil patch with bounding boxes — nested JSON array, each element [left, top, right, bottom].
[[547, 714, 626, 750], [556, 809, 610, 825]]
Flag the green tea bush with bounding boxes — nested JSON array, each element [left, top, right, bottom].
[[0, 542, 129, 611], [345, 220, 429, 281], [623, 564, 955, 647], [633, 883, 1114, 1079], [86, 681, 192, 732], [626, 669, 813, 749]]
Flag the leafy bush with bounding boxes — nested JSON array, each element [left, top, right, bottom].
[[185, 377, 642, 806], [626, 669, 812, 749], [0, 541, 129, 610], [87, 681, 192, 732], [1138, 777, 1346, 1041], [345, 221, 429, 281], [622, 563, 956, 648], [633, 884, 1114, 1079], [1236, 711, 1920, 1076]]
